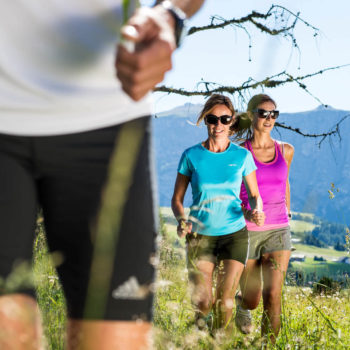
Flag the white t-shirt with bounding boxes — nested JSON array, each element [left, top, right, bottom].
[[0, 0, 152, 136]]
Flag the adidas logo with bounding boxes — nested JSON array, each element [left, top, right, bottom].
[[112, 276, 149, 300]]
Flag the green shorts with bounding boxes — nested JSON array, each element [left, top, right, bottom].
[[186, 226, 249, 267], [248, 226, 292, 260]]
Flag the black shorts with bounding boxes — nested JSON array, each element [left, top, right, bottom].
[[0, 116, 157, 321], [186, 226, 249, 267]]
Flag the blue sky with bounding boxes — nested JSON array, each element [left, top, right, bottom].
[[151, 0, 350, 114]]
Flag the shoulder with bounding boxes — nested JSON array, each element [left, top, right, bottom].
[[276, 141, 294, 162], [229, 142, 253, 163], [182, 143, 202, 155], [282, 142, 294, 157], [230, 142, 249, 154]]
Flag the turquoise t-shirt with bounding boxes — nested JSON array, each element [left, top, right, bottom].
[[178, 142, 257, 236]]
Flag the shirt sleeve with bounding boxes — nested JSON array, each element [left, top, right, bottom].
[[242, 150, 257, 176], [177, 151, 192, 177]]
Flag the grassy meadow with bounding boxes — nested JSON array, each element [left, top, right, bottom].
[[33, 210, 350, 349]]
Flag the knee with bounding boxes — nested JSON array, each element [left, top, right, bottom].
[[242, 296, 260, 310], [196, 296, 212, 314], [239, 289, 261, 310], [218, 294, 235, 313], [0, 294, 38, 319], [0, 294, 42, 350], [191, 287, 212, 314]]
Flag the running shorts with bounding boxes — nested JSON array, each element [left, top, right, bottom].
[[186, 226, 249, 267], [248, 226, 291, 260], [0, 116, 157, 321]]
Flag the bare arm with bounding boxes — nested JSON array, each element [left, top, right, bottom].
[[116, 1, 205, 100], [171, 173, 192, 237], [243, 171, 265, 226]]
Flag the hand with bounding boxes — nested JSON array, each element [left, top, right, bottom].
[[177, 219, 192, 238], [116, 6, 176, 101], [250, 209, 265, 226]]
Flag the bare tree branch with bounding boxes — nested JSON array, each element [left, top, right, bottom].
[[275, 114, 350, 146], [154, 5, 349, 142], [186, 5, 320, 65], [154, 64, 350, 99], [187, 5, 318, 37]]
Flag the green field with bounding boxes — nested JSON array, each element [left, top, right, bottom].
[[28, 211, 350, 348], [292, 243, 346, 259], [290, 219, 317, 234], [288, 256, 350, 286]]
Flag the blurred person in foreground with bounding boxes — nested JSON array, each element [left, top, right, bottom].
[[234, 94, 294, 344], [171, 94, 265, 333], [0, 1, 204, 349]]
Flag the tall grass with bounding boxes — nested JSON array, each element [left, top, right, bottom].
[[33, 215, 350, 349], [33, 218, 66, 350]]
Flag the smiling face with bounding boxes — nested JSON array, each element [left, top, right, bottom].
[[252, 101, 277, 133], [205, 104, 234, 140]]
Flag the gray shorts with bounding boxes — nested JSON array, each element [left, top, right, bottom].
[[248, 226, 291, 260]]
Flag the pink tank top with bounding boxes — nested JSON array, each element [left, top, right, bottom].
[[240, 140, 289, 231]]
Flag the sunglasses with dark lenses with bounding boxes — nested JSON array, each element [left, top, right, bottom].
[[253, 109, 279, 119], [205, 114, 233, 125]]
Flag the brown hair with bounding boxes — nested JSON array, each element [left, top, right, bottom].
[[231, 94, 277, 139], [196, 94, 235, 126]]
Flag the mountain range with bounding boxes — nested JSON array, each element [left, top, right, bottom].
[[152, 103, 350, 226]]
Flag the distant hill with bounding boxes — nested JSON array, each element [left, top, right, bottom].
[[152, 104, 350, 225]]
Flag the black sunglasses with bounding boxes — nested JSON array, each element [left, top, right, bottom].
[[253, 109, 279, 119], [205, 114, 233, 125]]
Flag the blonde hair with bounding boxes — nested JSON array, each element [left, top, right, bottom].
[[231, 94, 277, 140]]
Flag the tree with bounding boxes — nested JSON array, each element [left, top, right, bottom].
[[154, 5, 350, 144], [334, 241, 346, 251]]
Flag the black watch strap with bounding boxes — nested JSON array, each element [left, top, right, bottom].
[[158, 0, 188, 47]]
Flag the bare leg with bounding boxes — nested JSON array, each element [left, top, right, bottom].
[[261, 250, 291, 343], [189, 259, 215, 325], [0, 294, 44, 350], [238, 258, 262, 310], [215, 260, 245, 329], [67, 320, 152, 350]]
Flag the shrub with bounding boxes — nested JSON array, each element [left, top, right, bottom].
[[312, 276, 341, 295]]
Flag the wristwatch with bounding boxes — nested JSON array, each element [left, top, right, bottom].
[[158, 0, 188, 47], [288, 213, 292, 219]]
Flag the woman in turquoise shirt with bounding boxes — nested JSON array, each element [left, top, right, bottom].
[[171, 94, 265, 331]]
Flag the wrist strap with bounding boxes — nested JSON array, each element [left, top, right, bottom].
[[158, 0, 188, 47]]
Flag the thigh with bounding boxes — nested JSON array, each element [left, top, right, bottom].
[[186, 233, 216, 272], [186, 235, 216, 302], [261, 250, 291, 292], [0, 139, 38, 295], [37, 117, 157, 321], [190, 260, 216, 300]]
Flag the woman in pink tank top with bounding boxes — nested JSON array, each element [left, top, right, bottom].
[[233, 94, 294, 343]]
